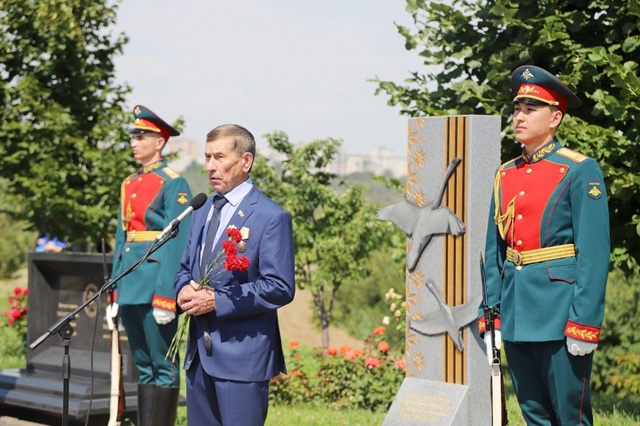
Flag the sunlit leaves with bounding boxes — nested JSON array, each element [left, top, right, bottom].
[[372, 0, 640, 273], [0, 0, 132, 248]]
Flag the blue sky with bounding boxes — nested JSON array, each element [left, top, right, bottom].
[[113, 0, 422, 156]]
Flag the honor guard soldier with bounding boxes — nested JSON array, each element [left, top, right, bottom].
[[479, 65, 610, 425], [107, 105, 192, 426]]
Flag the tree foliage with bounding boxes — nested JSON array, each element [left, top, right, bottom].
[[373, 0, 640, 273], [0, 180, 37, 278], [0, 0, 133, 250], [252, 132, 403, 348], [333, 249, 406, 348]]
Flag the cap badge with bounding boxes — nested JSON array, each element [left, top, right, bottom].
[[521, 68, 534, 80], [134, 106, 141, 115]]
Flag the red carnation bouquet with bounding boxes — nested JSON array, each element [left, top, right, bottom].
[[166, 227, 249, 362]]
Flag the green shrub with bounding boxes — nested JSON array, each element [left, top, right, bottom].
[[0, 286, 28, 367], [316, 328, 405, 411], [270, 342, 315, 406], [271, 286, 407, 411], [270, 325, 406, 412], [593, 268, 640, 400]]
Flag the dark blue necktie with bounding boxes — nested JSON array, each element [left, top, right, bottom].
[[200, 195, 228, 273], [199, 195, 228, 354]]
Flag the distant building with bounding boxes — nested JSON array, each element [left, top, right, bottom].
[[165, 138, 406, 179], [325, 146, 406, 178]]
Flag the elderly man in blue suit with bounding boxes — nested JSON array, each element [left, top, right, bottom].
[[175, 123, 295, 425]]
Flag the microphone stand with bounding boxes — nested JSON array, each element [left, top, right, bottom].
[[28, 228, 182, 426]]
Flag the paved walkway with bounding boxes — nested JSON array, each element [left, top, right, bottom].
[[0, 418, 46, 426]]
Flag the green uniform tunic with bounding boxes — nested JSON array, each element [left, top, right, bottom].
[[111, 158, 192, 385], [480, 140, 610, 425]]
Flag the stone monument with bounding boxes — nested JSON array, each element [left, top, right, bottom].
[[0, 252, 138, 425], [380, 115, 501, 425]]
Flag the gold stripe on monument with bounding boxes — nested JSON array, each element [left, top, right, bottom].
[[454, 117, 461, 384], [443, 116, 469, 385], [458, 117, 468, 385], [446, 117, 456, 383], [443, 117, 451, 382]]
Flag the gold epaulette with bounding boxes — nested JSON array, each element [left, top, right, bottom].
[[163, 166, 181, 179], [556, 147, 588, 163], [501, 157, 519, 168]]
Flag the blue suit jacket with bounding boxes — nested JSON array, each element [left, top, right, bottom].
[[175, 186, 295, 382]]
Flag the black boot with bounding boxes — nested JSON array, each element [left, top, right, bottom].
[[137, 383, 156, 426], [151, 385, 180, 426]]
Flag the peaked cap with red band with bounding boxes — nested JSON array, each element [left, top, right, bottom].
[[130, 104, 180, 141], [511, 65, 581, 113]]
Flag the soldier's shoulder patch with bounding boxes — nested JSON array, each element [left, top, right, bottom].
[[557, 147, 588, 163], [163, 166, 181, 179], [176, 192, 189, 206], [587, 181, 603, 200]]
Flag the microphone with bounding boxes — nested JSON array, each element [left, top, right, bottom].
[[155, 192, 208, 241]]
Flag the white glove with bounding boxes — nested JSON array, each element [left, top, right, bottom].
[[566, 336, 598, 356], [483, 330, 502, 365], [105, 302, 119, 331], [153, 307, 175, 325]]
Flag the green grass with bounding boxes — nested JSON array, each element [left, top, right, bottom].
[[266, 404, 385, 425]]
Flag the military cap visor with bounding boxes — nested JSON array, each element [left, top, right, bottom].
[[130, 105, 180, 140], [511, 65, 581, 113], [513, 98, 551, 108]]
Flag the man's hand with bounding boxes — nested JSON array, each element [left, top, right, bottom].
[[483, 330, 502, 365], [105, 302, 119, 331], [152, 307, 176, 325], [177, 280, 216, 316], [566, 336, 597, 356]]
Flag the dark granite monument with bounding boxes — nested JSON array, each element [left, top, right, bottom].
[[0, 252, 139, 425]]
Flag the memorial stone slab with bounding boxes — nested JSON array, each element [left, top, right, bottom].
[[0, 252, 138, 424], [384, 377, 468, 425]]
